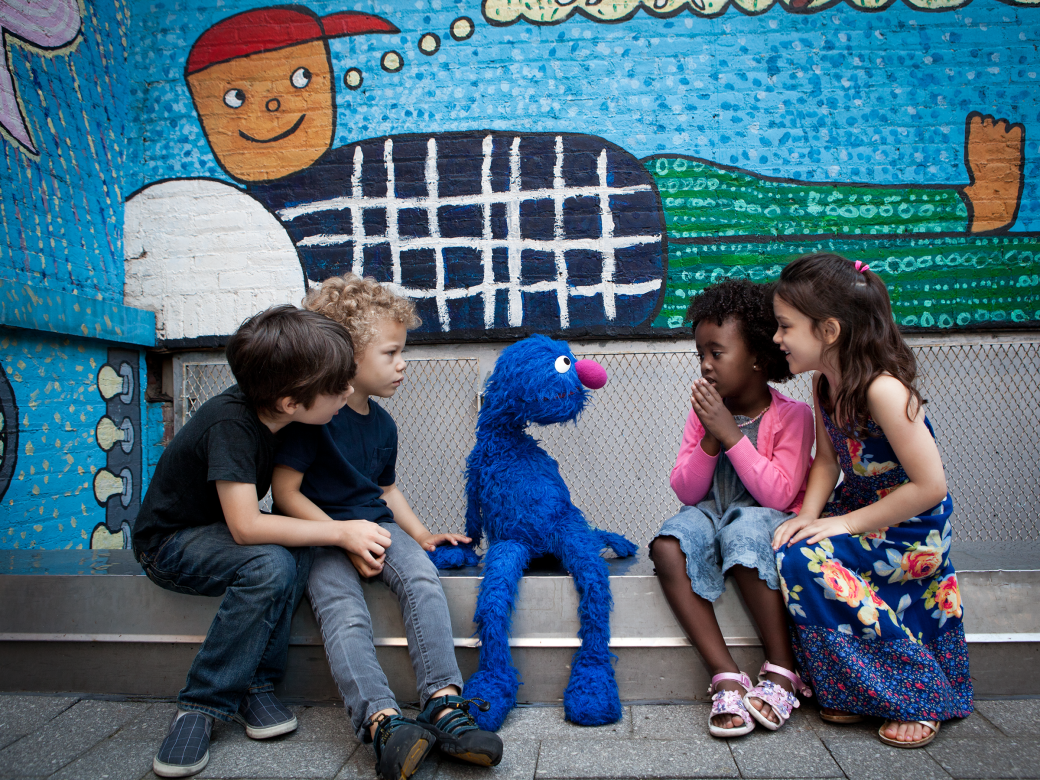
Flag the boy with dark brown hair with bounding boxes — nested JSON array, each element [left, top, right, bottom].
[[133, 305, 360, 778]]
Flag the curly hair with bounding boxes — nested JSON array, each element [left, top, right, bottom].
[[303, 274, 421, 356], [684, 278, 793, 383]]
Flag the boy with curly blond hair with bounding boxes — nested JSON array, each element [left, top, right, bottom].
[[272, 275, 503, 780]]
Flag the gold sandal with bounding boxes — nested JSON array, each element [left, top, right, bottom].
[[878, 719, 939, 749]]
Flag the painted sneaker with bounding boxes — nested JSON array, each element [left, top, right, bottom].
[[416, 695, 503, 767], [153, 710, 211, 778], [372, 714, 435, 780], [235, 691, 298, 739]]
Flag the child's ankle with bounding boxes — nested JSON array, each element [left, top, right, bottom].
[[175, 708, 213, 724], [367, 709, 399, 740], [763, 671, 795, 692]]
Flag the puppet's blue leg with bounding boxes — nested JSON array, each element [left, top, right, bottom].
[[559, 531, 623, 726], [463, 539, 531, 731]]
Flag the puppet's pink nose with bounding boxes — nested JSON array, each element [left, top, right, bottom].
[[575, 359, 608, 390]]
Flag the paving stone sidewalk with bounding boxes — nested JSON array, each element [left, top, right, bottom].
[[0, 694, 1037, 780]]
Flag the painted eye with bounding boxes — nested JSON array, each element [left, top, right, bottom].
[[291, 67, 311, 89], [223, 89, 245, 108], [554, 356, 571, 374]]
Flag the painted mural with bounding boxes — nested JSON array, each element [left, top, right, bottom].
[[0, 0, 126, 299], [0, 0, 81, 156], [0, 331, 145, 550], [1, 0, 147, 552], [1, 0, 1039, 549], [125, 0, 1040, 342]]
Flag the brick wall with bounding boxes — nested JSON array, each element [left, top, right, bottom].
[[2, 0, 1039, 548]]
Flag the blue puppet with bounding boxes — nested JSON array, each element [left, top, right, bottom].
[[429, 335, 638, 729]]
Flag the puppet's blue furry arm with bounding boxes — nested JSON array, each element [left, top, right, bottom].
[[593, 530, 639, 559], [428, 459, 486, 570]]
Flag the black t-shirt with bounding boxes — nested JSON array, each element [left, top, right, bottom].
[[132, 385, 277, 555], [274, 400, 397, 524]]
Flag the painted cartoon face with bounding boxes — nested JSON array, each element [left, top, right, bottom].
[[187, 41, 334, 182]]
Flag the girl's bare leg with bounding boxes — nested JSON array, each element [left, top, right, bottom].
[[650, 537, 745, 730], [730, 566, 798, 724]]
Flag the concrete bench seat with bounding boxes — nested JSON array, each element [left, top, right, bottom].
[[2, 545, 1038, 702]]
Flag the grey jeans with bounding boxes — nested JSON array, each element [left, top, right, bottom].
[[307, 523, 463, 740]]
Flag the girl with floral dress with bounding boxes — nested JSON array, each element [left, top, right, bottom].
[[772, 253, 972, 749]]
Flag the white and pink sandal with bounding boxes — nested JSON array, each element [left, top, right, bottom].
[[742, 662, 812, 731], [708, 672, 756, 738]]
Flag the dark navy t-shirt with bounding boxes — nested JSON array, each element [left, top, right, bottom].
[[275, 400, 397, 523]]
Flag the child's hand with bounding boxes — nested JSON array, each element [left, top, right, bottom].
[[347, 549, 386, 577], [416, 532, 472, 552], [337, 519, 392, 570], [773, 514, 850, 550], [691, 379, 742, 450]]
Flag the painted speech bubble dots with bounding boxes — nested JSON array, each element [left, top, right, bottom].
[[482, 0, 1038, 25], [0, 0, 81, 154]]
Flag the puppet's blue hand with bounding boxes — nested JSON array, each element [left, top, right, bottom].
[[428, 544, 481, 570], [595, 530, 638, 558]]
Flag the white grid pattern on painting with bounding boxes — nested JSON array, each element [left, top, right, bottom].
[[276, 134, 663, 331]]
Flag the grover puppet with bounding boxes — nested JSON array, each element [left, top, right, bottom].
[[429, 335, 637, 729]]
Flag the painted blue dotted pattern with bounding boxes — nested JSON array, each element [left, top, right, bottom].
[[131, 0, 1040, 232]]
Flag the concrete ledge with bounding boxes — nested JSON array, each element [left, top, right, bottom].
[[2, 545, 1038, 701]]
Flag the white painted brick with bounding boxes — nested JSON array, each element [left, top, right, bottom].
[[123, 179, 304, 341]]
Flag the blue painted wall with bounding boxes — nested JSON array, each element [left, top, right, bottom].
[[2, 0, 1040, 547], [127, 0, 1040, 341], [1, 0, 150, 551]]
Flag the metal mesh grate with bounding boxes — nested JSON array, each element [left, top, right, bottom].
[[181, 362, 236, 426], [179, 341, 1039, 544], [379, 359, 479, 526], [913, 343, 1040, 543], [544, 346, 1040, 545]]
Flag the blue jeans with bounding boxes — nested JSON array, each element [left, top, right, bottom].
[[137, 523, 312, 721], [307, 523, 463, 740], [654, 503, 790, 602]]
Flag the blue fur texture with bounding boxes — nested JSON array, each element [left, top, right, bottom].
[[445, 335, 636, 729], [428, 544, 481, 569]]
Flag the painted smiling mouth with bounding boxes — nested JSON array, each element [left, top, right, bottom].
[[239, 114, 306, 144]]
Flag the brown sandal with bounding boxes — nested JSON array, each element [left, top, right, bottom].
[[820, 708, 863, 724]]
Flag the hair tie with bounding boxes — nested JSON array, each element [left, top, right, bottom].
[[853, 261, 870, 274]]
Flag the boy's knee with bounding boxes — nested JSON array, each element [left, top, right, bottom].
[[241, 545, 298, 593]]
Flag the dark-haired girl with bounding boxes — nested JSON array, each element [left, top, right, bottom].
[[650, 279, 814, 739], [772, 254, 972, 749]]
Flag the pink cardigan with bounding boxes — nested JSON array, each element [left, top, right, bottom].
[[670, 386, 814, 514]]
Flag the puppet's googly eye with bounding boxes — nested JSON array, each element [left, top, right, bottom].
[[291, 67, 312, 89], [223, 89, 245, 108], [554, 356, 572, 374]]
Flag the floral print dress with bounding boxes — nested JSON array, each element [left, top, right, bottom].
[[776, 407, 973, 721]]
